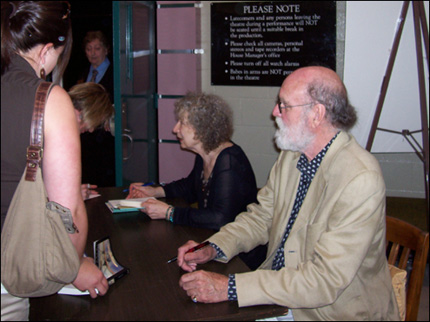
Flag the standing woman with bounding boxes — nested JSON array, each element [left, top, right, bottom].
[[1, 2, 108, 320]]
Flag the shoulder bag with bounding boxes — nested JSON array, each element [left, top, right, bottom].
[[1, 82, 80, 297]]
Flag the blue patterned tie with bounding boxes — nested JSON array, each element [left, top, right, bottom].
[[90, 69, 98, 83]]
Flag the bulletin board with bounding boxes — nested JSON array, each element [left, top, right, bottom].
[[211, 1, 337, 86]]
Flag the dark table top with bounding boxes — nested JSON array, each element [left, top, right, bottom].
[[29, 187, 287, 321]]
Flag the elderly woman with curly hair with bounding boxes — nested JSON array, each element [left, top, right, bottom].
[[127, 92, 266, 269]]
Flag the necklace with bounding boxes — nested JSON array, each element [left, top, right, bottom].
[[200, 170, 213, 208]]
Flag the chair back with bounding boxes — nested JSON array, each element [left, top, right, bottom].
[[386, 216, 429, 321]]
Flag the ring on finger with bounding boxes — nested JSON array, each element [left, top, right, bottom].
[[192, 295, 198, 303]]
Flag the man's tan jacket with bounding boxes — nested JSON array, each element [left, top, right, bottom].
[[209, 131, 400, 320]]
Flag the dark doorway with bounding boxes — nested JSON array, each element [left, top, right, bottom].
[[63, 1, 113, 91], [64, 2, 115, 188]]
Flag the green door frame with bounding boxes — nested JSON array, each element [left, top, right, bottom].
[[112, 1, 157, 187]]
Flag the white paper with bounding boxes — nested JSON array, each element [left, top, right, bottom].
[[108, 197, 154, 210], [58, 284, 90, 296]]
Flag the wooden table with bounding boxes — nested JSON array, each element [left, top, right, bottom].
[[29, 187, 287, 321]]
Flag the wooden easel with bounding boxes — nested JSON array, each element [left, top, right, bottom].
[[366, 1, 429, 231]]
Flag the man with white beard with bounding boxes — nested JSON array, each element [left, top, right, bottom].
[[175, 66, 400, 321]]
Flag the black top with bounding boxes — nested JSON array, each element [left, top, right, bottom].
[[80, 129, 115, 187], [97, 63, 113, 102], [1, 55, 43, 223], [163, 143, 267, 269], [163, 143, 257, 231], [78, 62, 115, 187]]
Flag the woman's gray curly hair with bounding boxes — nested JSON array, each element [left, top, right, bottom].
[[174, 92, 233, 153]]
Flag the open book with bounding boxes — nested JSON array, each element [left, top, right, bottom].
[[105, 197, 155, 213], [58, 237, 129, 296]]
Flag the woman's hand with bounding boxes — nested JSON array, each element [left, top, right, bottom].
[[81, 183, 98, 200], [126, 183, 165, 199], [140, 198, 170, 220], [72, 257, 109, 299]]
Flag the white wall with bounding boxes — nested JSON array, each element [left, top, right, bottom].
[[200, 2, 279, 187], [344, 1, 429, 152], [199, 1, 428, 197]]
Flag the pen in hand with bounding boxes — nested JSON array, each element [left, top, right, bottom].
[[123, 181, 154, 193], [167, 241, 210, 264]]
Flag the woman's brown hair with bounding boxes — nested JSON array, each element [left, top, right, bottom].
[[1, 1, 72, 82]]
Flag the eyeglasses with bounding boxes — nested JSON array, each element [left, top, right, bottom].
[[277, 100, 314, 114]]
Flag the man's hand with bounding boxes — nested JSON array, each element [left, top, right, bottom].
[[179, 270, 229, 303], [177, 240, 217, 272]]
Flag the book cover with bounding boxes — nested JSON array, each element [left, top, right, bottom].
[[58, 237, 129, 295], [94, 237, 129, 285], [105, 197, 155, 213]]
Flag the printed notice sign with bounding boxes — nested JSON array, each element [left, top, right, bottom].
[[211, 1, 336, 86]]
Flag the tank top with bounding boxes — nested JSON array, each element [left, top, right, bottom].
[[1, 54, 45, 226]]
